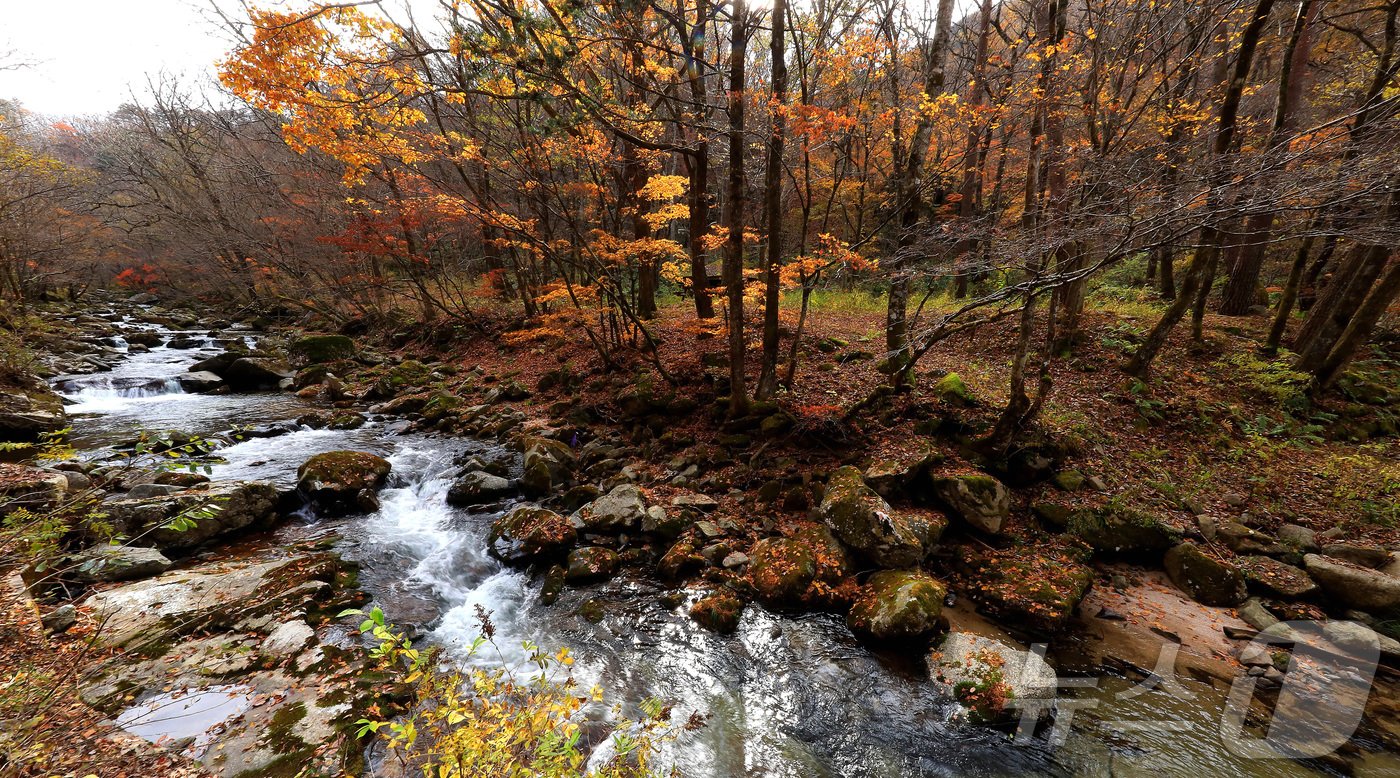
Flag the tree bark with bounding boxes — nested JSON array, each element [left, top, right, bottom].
[[724, 0, 751, 416], [756, 0, 789, 400]]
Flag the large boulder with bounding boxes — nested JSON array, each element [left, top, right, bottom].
[[176, 371, 225, 393], [929, 472, 1011, 535], [1236, 555, 1318, 599], [189, 349, 248, 376], [819, 466, 931, 568], [83, 555, 335, 648], [565, 547, 620, 583], [846, 570, 946, 643], [296, 451, 392, 517], [67, 545, 173, 583], [446, 470, 513, 506], [574, 483, 647, 533], [928, 632, 1057, 722], [1067, 504, 1181, 554], [1304, 554, 1400, 616], [518, 435, 576, 497], [105, 482, 280, 549], [288, 334, 355, 368], [748, 537, 818, 606], [224, 357, 294, 391], [487, 506, 577, 564], [1164, 543, 1247, 606], [952, 546, 1093, 634], [0, 379, 67, 442]]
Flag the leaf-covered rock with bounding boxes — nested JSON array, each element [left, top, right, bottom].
[[819, 466, 929, 568], [488, 506, 577, 564], [296, 451, 392, 517], [846, 570, 946, 642]]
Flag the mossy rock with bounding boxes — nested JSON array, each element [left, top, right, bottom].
[[846, 570, 946, 643], [1067, 505, 1181, 554], [933, 372, 972, 404], [819, 466, 927, 568], [1164, 543, 1247, 606], [579, 598, 607, 623], [565, 547, 620, 584], [1051, 470, 1085, 491], [420, 391, 462, 421], [691, 590, 743, 634], [953, 546, 1093, 633], [488, 506, 577, 564], [296, 451, 392, 517], [748, 538, 817, 606], [928, 472, 1010, 535], [372, 360, 432, 399], [288, 334, 355, 369]]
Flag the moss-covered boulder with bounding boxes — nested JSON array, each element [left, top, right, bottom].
[[933, 372, 972, 405], [421, 390, 462, 421], [819, 467, 929, 568], [296, 451, 392, 517], [952, 545, 1093, 634], [1164, 543, 1247, 606], [658, 540, 706, 581], [288, 334, 355, 369], [518, 435, 576, 497], [565, 547, 619, 583], [691, 590, 743, 634], [846, 570, 947, 643], [488, 506, 576, 564], [863, 442, 943, 497], [791, 523, 852, 583], [748, 537, 818, 606], [1067, 504, 1181, 554], [929, 472, 1010, 535]]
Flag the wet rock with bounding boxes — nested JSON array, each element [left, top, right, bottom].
[[748, 537, 817, 606], [928, 632, 1057, 722], [189, 349, 247, 376], [565, 547, 619, 583], [297, 410, 366, 430], [847, 570, 946, 642], [446, 470, 513, 506], [574, 483, 647, 533], [224, 357, 294, 391], [0, 379, 67, 442], [154, 471, 211, 488], [176, 370, 225, 393], [518, 435, 575, 497], [296, 451, 392, 517], [68, 545, 173, 583], [1235, 556, 1318, 599], [1164, 543, 1247, 606], [288, 334, 355, 368], [658, 540, 705, 580], [928, 472, 1011, 535], [539, 565, 567, 605], [579, 598, 607, 623], [1067, 505, 1181, 554], [1322, 543, 1392, 569], [105, 482, 280, 549], [819, 466, 930, 568], [1304, 554, 1400, 615], [165, 335, 204, 349], [487, 506, 576, 564], [690, 590, 743, 634]]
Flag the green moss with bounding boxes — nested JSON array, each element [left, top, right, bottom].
[[690, 590, 743, 633], [933, 372, 972, 404], [289, 334, 355, 368]]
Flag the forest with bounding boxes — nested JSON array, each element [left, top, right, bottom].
[[0, 0, 1397, 775]]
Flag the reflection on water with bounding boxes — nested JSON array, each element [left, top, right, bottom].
[[114, 685, 254, 754], [59, 324, 1362, 777]]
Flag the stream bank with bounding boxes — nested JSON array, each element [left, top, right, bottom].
[[4, 297, 1399, 776]]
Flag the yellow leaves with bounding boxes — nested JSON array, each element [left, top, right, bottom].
[[642, 203, 688, 231], [638, 174, 687, 201]]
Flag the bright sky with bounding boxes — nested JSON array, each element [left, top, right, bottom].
[[0, 1, 237, 118]]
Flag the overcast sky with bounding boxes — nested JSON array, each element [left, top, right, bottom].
[[0, 1, 239, 117]]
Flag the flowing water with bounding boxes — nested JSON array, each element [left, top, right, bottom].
[[53, 320, 1354, 777]]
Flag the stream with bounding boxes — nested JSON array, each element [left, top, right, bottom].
[[52, 319, 1357, 777]]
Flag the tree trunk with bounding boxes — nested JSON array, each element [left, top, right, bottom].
[[756, 0, 788, 400], [724, 0, 751, 416], [1311, 257, 1400, 389], [686, 0, 716, 320]]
